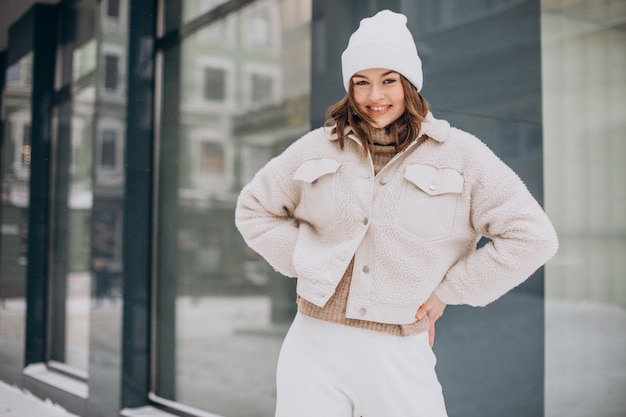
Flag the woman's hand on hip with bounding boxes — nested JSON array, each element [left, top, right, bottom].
[[415, 293, 447, 347]]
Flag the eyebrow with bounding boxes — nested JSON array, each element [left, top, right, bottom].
[[352, 70, 397, 79]]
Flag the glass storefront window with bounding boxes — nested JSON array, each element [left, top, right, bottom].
[[48, 0, 128, 378], [542, 0, 626, 415], [155, 0, 311, 415], [49, 30, 97, 375], [0, 52, 34, 384]]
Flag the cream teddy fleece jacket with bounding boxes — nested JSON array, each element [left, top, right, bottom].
[[235, 112, 558, 325]]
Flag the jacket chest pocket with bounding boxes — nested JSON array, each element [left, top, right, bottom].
[[293, 158, 341, 227], [396, 164, 464, 241]]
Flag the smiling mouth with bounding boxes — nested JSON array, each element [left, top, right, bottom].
[[368, 105, 391, 113]]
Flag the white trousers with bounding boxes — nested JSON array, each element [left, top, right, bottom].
[[275, 313, 448, 417]]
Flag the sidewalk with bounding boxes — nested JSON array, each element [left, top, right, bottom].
[[0, 380, 78, 417]]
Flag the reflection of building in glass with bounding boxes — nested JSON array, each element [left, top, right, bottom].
[[1, 53, 33, 292], [89, 2, 128, 300], [42, 1, 128, 306], [174, 0, 310, 296]]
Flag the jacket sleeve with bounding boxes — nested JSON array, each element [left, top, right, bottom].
[[434, 140, 558, 307], [234, 147, 301, 278]]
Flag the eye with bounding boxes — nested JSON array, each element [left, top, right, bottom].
[[383, 78, 398, 85], [353, 79, 369, 86]]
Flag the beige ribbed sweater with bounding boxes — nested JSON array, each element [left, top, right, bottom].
[[297, 128, 429, 336]]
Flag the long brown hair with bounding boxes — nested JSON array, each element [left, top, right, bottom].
[[325, 75, 430, 154]]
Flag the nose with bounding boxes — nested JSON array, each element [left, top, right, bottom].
[[369, 84, 385, 101]]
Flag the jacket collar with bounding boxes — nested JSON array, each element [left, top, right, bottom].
[[419, 112, 450, 143], [325, 111, 450, 146]]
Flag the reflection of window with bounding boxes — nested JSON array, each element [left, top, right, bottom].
[[106, 0, 120, 19], [188, 131, 233, 189], [96, 120, 125, 182], [104, 54, 119, 91], [249, 10, 271, 47], [6, 57, 32, 86], [102, 0, 125, 30], [251, 74, 273, 103], [243, 66, 280, 108], [199, 142, 224, 175], [100, 129, 118, 169], [100, 45, 124, 95], [243, 2, 279, 51], [203, 67, 226, 101], [7, 62, 23, 85]]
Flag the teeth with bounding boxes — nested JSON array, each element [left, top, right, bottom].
[[370, 106, 388, 111]]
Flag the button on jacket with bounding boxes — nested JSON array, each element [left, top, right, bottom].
[[235, 112, 558, 325]]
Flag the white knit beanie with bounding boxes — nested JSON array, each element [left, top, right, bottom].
[[341, 10, 423, 92]]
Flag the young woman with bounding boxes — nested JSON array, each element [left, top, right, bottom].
[[235, 10, 558, 417]]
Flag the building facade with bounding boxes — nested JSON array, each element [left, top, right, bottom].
[[0, 1, 624, 416]]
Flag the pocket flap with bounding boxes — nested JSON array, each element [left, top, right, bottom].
[[293, 158, 341, 183], [404, 164, 464, 196]]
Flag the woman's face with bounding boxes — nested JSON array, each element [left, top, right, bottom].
[[352, 68, 406, 129]]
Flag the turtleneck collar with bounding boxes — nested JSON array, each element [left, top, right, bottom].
[[368, 126, 396, 146]]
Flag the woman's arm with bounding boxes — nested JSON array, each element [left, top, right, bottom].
[[434, 142, 558, 307], [235, 152, 302, 278]]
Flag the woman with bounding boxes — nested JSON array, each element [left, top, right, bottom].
[[235, 9, 558, 417]]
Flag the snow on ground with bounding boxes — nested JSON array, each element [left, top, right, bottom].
[[0, 379, 78, 416]]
